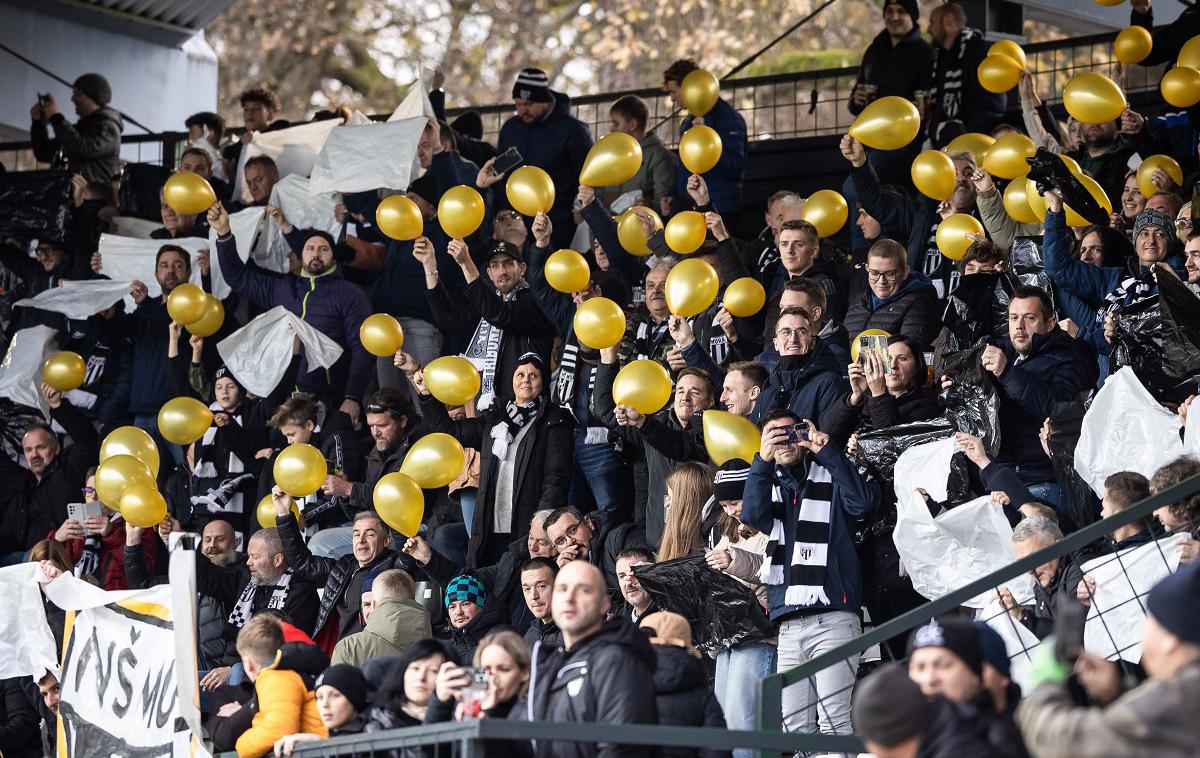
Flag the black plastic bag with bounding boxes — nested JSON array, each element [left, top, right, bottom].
[[1108, 295, 1193, 404], [855, 418, 972, 504], [1157, 270, 1200, 384], [1046, 400, 1098, 529], [943, 272, 1007, 351], [939, 338, 1001, 456], [0, 170, 72, 246], [633, 555, 774, 654], [119, 162, 172, 221]]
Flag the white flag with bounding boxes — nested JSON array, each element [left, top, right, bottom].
[[308, 117, 427, 194], [0, 563, 60, 680], [96, 234, 209, 309], [15, 279, 134, 321], [0, 325, 58, 416], [231, 119, 342, 203], [216, 305, 344, 397]]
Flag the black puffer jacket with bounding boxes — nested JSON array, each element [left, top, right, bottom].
[[447, 598, 512, 663], [648, 645, 730, 758], [917, 694, 1030, 758], [529, 617, 659, 758], [424, 534, 534, 632], [823, 385, 942, 445], [30, 107, 124, 183], [524, 617, 563, 650], [843, 271, 942, 350], [0, 676, 40, 758]]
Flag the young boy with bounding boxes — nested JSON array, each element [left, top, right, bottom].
[[234, 615, 326, 758]]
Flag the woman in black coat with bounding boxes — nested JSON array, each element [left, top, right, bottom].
[[417, 352, 572, 568], [823, 334, 941, 444]]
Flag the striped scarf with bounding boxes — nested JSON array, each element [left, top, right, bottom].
[[463, 281, 528, 410], [757, 461, 834, 607], [1097, 268, 1156, 324]]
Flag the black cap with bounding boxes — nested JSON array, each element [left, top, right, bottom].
[[882, 0, 919, 22], [485, 240, 524, 264], [315, 664, 369, 713], [853, 662, 930, 747], [1146, 559, 1200, 645], [73, 73, 112, 106], [713, 459, 751, 502], [907, 618, 984, 678]]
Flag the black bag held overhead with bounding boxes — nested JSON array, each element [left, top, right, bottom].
[[939, 338, 1001, 457], [1110, 273, 1199, 405], [1026, 147, 1107, 226]]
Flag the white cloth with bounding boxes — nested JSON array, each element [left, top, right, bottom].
[[96, 233, 208, 308], [261, 174, 340, 273], [110, 215, 161, 239], [0, 325, 58, 416], [1185, 400, 1200, 456], [207, 206, 269, 297], [216, 305, 344, 397], [1074, 367, 1185, 497], [979, 597, 1043, 694], [388, 79, 437, 122], [15, 278, 134, 320], [308, 117, 427, 194], [231, 118, 343, 203], [493, 421, 533, 535], [0, 563, 60, 679]]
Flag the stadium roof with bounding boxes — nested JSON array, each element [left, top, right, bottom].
[[11, 0, 236, 44]]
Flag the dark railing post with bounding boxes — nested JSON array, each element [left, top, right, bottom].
[[755, 673, 783, 758]]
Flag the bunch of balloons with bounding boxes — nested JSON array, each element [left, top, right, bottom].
[[978, 40, 1026, 94], [96, 426, 165, 528]]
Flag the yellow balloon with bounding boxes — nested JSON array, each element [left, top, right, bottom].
[[438, 185, 485, 239], [1064, 174, 1113, 227], [1115, 26, 1153, 65], [702, 411, 760, 467], [978, 55, 1023, 94], [573, 297, 627, 349], [1025, 179, 1047, 220], [849, 329, 892, 363], [1002, 180, 1040, 224], [119, 483, 167, 528], [665, 258, 719, 317], [95, 454, 154, 509], [613, 359, 672, 415], [989, 40, 1027, 70], [43, 351, 86, 392], [376, 195, 423, 241], [1092, 0, 1124, 5], [359, 313, 405, 357], [101, 426, 159, 478], [1180, 35, 1200, 69], [580, 133, 643, 187], [400, 432, 466, 489], [186, 295, 224, 338], [424, 356, 481, 406], [617, 206, 662, 255], [679, 125, 723, 175], [911, 150, 958, 201], [1063, 72, 1127, 124], [158, 396, 214, 445], [664, 211, 707, 254], [274, 443, 327, 497], [163, 171, 217, 215], [982, 133, 1036, 180], [680, 69, 720, 116], [935, 214, 985, 261], [1059, 153, 1083, 177], [800, 190, 848, 237], [722, 277, 766, 318], [944, 133, 995, 165], [1161, 66, 1200, 108], [374, 472, 424, 537], [545, 249, 591, 293], [1136, 155, 1184, 199], [166, 283, 208, 325], [256, 492, 303, 529], [848, 96, 921, 151], [506, 166, 556, 216]]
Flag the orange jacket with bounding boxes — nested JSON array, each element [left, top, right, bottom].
[[235, 667, 327, 758]]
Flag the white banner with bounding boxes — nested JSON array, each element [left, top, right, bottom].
[[979, 597, 1043, 694], [96, 234, 209, 309], [0, 324, 58, 416], [0, 563, 61, 680], [207, 206, 269, 299], [260, 175, 340, 275], [16, 279, 135, 321], [111, 216, 162, 240], [231, 119, 342, 204], [308, 117, 427, 194], [217, 305, 344, 397]]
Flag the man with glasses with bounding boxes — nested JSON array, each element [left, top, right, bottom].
[[844, 238, 941, 348], [543, 506, 651, 598], [750, 307, 845, 439]]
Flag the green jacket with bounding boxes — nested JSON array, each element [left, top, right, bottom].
[[977, 186, 1042, 252], [330, 597, 432, 667]]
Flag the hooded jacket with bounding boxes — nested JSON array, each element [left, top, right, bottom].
[[750, 341, 847, 432], [919, 694, 1030, 758], [448, 597, 512, 663], [331, 596, 432, 667], [844, 271, 942, 349], [31, 107, 124, 183], [232, 642, 330, 758], [524, 617, 563, 649], [529, 617, 659, 758], [671, 98, 748, 215], [851, 26, 936, 116], [648, 645, 730, 758]]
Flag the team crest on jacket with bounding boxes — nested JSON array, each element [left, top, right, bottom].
[[568, 677, 584, 697]]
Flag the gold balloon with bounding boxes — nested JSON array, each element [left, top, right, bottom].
[[400, 432, 466, 489], [1136, 154, 1184, 199], [163, 171, 217, 215], [989, 40, 1027, 70], [438, 185, 485, 239], [848, 96, 921, 151], [545, 249, 591, 293], [506, 165, 556, 216], [1115, 26, 1153, 65], [424, 356, 481, 406], [935, 214, 985, 261], [613, 359, 673, 415], [256, 492, 303, 529], [101, 426, 160, 478], [849, 328, 892, 363], [1002, 180, 1040, 224], [119, 483, 167, 528], [664, 211, 707, 254], [665, 258, 719, 317], [1064, 174, 1113, 227], [274, 443, 328, 497], [95, 454, 154, 509], [1161, 66, 1200, 108], [616, 206, 663, 256], [1025, 179, 1047, 220], [944, 133, 995, 165], [722, 277, 766, 318], [187, 295, 224, 338], [800, 190, 848, 238], [376, 195, 423, 241], [978, 54, 1023, 93], [1059, 153, 1083, 177], [374, 472, 424, 537], [679, 125, 723, 175], [702, 410, 760, 467], [158, 396, 214, 445], [911, 150, 958, 201], [166, 283, 208, 325], [42, 351, 86, 392], [1063, 72, 1127, 124], [1179, 35, 1200, 69], [360, 313, 405, 357], [573, 297, 627, 349], [680, 69, 720, 116], [580, 133, 643, 187], [982, 133, 1036, 180], [1092, 0, 1124, 5]]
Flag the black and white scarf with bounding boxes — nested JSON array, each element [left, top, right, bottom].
[[633, 317, 672, 360], [1097, 268, 1156, 324], [228, 570, 293, 628], [73, 513, 121, 579], [554, 341, 608, 444], [757, 462, 834, 607], [490, 399, 540, 458], [463, 281, 529, 410]]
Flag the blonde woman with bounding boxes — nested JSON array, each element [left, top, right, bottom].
[[658, 462, 715, 562]]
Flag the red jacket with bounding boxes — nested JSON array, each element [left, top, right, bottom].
[[53, 518, 158, 590]]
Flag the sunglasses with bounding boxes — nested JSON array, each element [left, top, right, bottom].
[[365, 404, 403, 417]]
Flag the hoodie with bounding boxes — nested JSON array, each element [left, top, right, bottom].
[[331, 597, 433, 667], [844, 270, 941, 349], [671, 98, 748, 215], [648, 645, 730, 758], [750, 340, 847, 432]]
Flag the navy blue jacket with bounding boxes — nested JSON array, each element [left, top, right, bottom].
[[843, 270, 942, 349], [750, 341, 847, 431], [128, 298, 188, 415], [672, 98, 748, 215], [850, 160, 937, 270]]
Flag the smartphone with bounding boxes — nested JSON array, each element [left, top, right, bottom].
[[67, 501, 103, 526], [460, 666, 488, 718], [491, 146, 523, 176], [858, 334, 891, 375], [1053, 593, 1088, 664], [782, 423, 809, 443]]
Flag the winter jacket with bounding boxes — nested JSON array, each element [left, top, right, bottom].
[[977, 188, 1042, 253], [1018, 551, 1085, 640], [850, 27, 936, 116], [0, 676, 40, 758], [671, 98, 748, 215], [234, 644, 329, 758], [740, 445, 878, 619], [331, 597, 432, 667], [448, 598, 513, 662], [919, 695, 1030, 758], [127, 296, 190, 415], [1016, 659, 1200, 758], [57, 514, 158, 590], [422, 534, 533, 632], [529, 617, 659, 758], [524, 617, 563, 649], [194, 551, 322, 645], [607, 132, 676, 208], [927, 28, 1006, 146], [843, 270, 942, 350], [419, 395, 572, 568], [584, 509, 653, 603], [750, 342, 847, 432], [647, 645, 730, 758], [498, 91, 593, 248], [822, 385, 941, 447], [216, 233, 373, 403], [578, 200, 651, 290], [30, 107, 123, 183], [345, 432, 413, 516]]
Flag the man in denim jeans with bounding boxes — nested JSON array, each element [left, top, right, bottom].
[[740, 409, 877, 736]]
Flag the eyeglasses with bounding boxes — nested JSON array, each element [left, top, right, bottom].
[[1175, 218, 1193, 230], [495, 210, 520, 222], [866, 269, 903, 282], [775, 327, 812, 341], [83, 486, 96, 495], [552, 520, 583, 548]]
